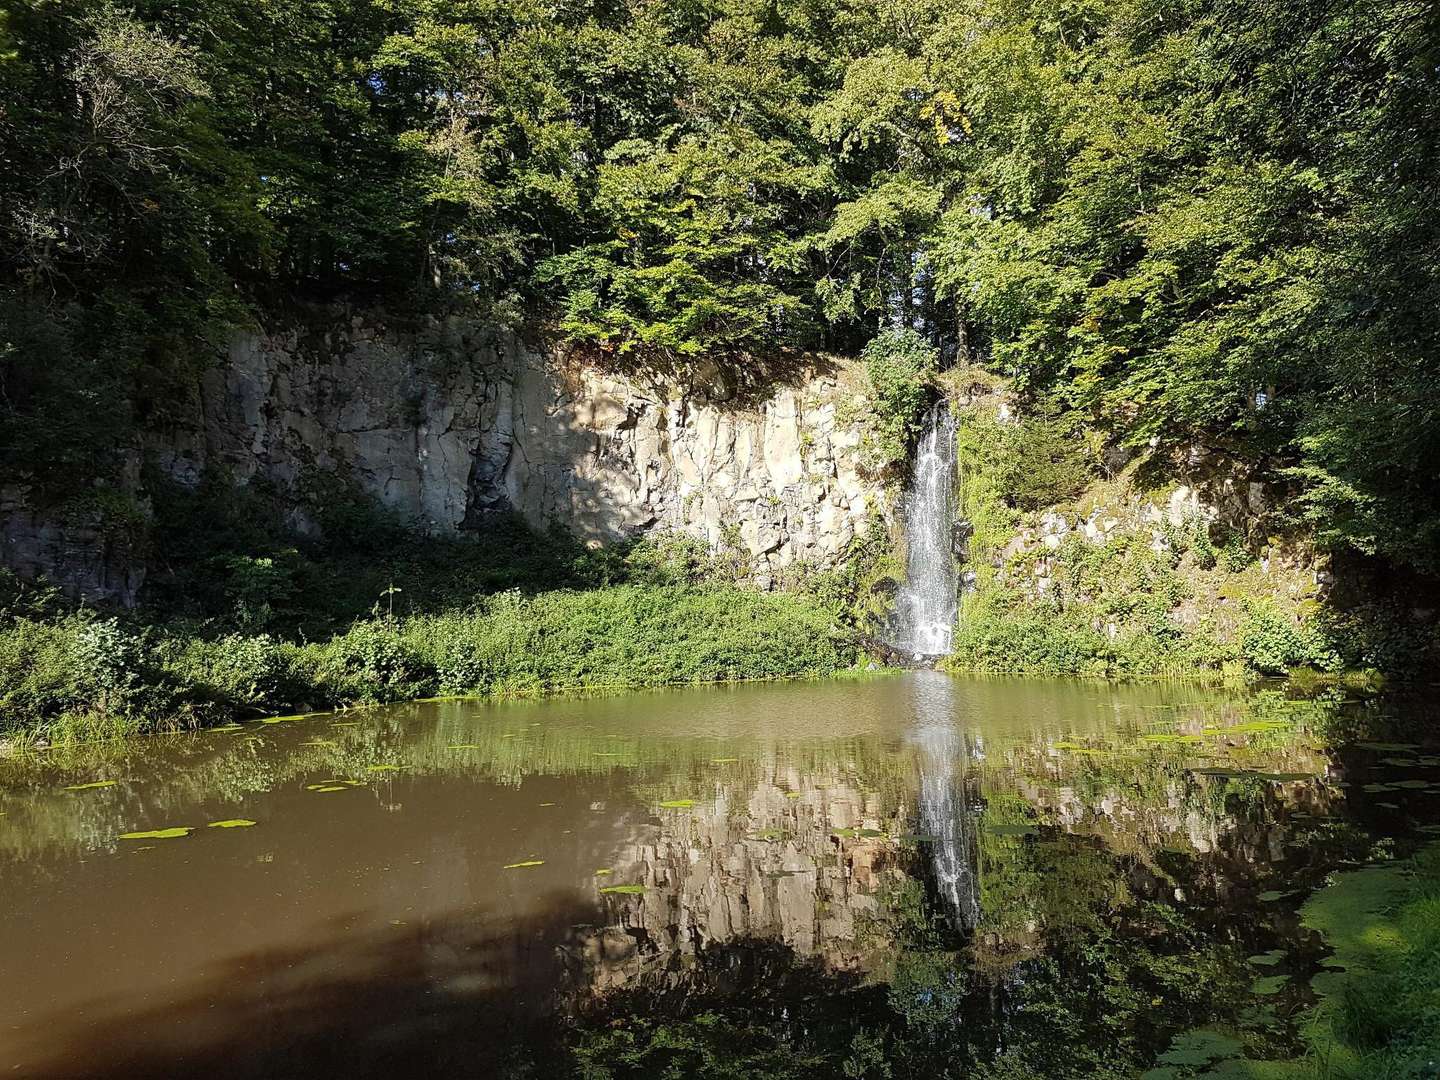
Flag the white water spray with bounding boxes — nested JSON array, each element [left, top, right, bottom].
[[892, 401, 959, 657]]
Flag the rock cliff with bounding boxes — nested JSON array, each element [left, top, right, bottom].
[[5, 311, 883, 602]]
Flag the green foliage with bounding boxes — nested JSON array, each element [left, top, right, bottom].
[[1251, 842, 1440, 1077], [5, 0, 1440, 579], [0, 586, 852, 739], [1238, 602, 1342, 676], [859, 328, 938, 471], [953, 406, 1093, 514]]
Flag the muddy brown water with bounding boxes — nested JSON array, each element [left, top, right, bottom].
[[1, 673, 1436, 1077]]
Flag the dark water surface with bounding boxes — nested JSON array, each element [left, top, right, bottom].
[[2, 673, 1438, 1078]]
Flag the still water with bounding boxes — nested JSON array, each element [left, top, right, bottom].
[[1, 673, 1437, 1078]]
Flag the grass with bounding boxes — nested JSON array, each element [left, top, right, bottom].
[[0, 586, 855, 743]]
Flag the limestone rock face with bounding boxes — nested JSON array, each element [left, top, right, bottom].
[[155, 316, 878, 588], [0, 489, 145, 606], [4, 313, 881, 602]]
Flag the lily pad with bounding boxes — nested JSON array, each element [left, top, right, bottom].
[[1256, 890, 1291, 902], [503, 859, 544, 869], [599, 884, 646, 895], [784, 791, 802, 799], [1363, 783, 1397, 793], [366, 764, 402, 773], [208, 819, 256, 829], [658, 799, 696, 808], [1247, 951, 1285, 967], [64, 780, 118, 791], [1251, 974, 1290, 995], [119, 827, 192, 840], [1392, 779, 1429, 789], [594, 868, 613, 876], [258, 713, 312, 725], [306, 783, 349, 792]]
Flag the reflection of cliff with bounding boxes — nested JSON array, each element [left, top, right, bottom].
[[568, 770, 915, 998]]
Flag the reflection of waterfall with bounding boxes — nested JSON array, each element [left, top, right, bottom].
[[909, 672, 981, 930], [892, 401, 958, 657]]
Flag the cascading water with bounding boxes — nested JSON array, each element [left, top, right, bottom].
[[891, 400, 959, 657]]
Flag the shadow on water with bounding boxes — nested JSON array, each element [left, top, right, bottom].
[[14, 893, 593, 1078], [14, 896, 906, 1080]]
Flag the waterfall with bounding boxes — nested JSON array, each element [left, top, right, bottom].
[[891, 401, 959, 657]]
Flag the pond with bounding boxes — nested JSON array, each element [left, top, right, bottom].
[[1, 672, 1437, 1078]]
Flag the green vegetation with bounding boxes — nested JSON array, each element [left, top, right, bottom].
[[1277, 842, 1440, 1077], [0, 581, 850, 741], [4, 0, 1440, 583], [941, 402, 1439, 681], [1143, 842, 1440, 1079], [857, 328, 939, 472]]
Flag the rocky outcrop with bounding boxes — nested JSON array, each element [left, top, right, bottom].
[[0, 488, 145, 606], [6, 311, 885, 602], [162, 314, 878, 588], [571, 769, 912, 997]]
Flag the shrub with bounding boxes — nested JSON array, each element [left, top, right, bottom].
[[0, 584, 856, 738], [1239, 602, 1341, 674], [953, 407, 1094, 514], [860, 328, 938, 471], [305, 619, 433, 705]]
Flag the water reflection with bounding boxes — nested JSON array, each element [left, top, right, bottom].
[[910, 672, 981, 929], [0, 675, 1436, 1077]]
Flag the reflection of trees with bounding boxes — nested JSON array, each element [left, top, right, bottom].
[[0, 681, 1390, 1078]]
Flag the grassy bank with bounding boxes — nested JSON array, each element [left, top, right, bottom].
[[0, 493, 868, 742], [0, 584, 853, 743]]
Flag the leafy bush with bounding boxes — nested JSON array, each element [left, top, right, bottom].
[[0, 586, 854, 739], [1239, 602, 1341, 675], [860, 328, 938, 471], [957, 408, 1094, 513]]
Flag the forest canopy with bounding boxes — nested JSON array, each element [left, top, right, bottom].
[[1, 0, 1437, 571]]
